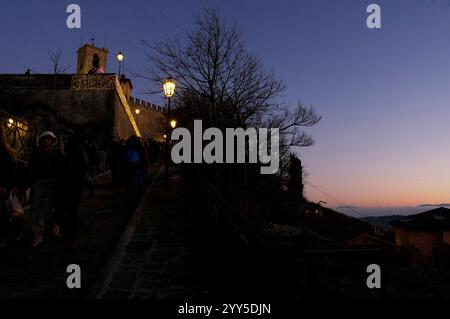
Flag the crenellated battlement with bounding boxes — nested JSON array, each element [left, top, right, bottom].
[[128, 97, 165, 113]]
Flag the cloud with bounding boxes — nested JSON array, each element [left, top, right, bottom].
[[417, 203, 450, 207], [336, 205, 360, 209]]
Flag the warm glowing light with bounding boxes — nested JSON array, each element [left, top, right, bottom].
[[163, 77, 176, 98], [8, 119, 14, 124], [170, 120, 177, 129], [115, 77, 141, 137], [117, 51, 124, 63], [135, 109, 140, 115], [164, 134, 167, 139]]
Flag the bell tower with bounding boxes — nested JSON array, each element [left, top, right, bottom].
[[76, 42, 109, 74]]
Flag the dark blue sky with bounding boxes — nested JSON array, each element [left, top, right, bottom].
[[1, 0, 450, 212]]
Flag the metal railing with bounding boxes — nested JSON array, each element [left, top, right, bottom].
[[0, 108, 34, 163]]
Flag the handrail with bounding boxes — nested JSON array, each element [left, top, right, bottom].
[[0, 108, 34, 163], [0, 108, 34, 132]]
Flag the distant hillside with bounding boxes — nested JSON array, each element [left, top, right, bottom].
[[276, 201, 374, 242], [360, 215, 404, 232], [309, 203, 374, 240]]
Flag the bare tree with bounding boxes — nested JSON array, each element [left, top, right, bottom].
[[48, 49, 71, 74], [143, 8, 320, 148]]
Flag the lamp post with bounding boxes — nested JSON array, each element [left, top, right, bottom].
[[117, 51, 124, 76], [163, 77, 176, 190], [135, 109, 140, 130], [170, 119, 177, 149]]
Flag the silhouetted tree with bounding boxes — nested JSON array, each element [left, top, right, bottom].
[[142, 8, 320, 146], [142, 8, 321, 228], [288, 153, 304, 201], [48, 49, 71, 74]]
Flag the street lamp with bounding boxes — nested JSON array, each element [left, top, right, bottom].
[[163, 77, 176, 98], [135, 109, 140, 115], [163, 77, 176, 190], [117, 51, 124, 75], [170, 119, 177, 129]]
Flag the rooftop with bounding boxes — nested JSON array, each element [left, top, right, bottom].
[[391, 207, 450, 231]]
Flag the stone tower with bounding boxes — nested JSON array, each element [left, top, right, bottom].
[[76, 43, 109, 74]]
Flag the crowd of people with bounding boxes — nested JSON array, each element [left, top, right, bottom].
[[0, 122, 161, 251], [111, 137, 162, 201], [0, 127, 89, 250]]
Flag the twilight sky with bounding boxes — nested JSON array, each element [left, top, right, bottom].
[[1, 0, 450, 214]]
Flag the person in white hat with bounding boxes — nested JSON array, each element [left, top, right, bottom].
[[29, 130, 65, 247], [38, 131, 57, 144]]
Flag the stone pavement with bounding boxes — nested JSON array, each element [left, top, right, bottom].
[[93, 169, 205, 300], [0, 172, 142, 299]]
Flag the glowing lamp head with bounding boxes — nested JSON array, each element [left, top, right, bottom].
[[163, 77, 176, 98], [170, 120, 177, 129], [117, 51, 124, 63], [135, 109, 140, 115]]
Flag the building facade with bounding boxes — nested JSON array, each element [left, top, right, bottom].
[[0, 43, 165, 162], [392, 207, 450, 264]]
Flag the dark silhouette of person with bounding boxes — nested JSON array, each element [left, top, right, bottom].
[[29, 131, 65, 247], [124, 135, 149, 203], [111, 140, 126, 186], [0, 124, 19, 248], [55, 135, 88, 250]]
